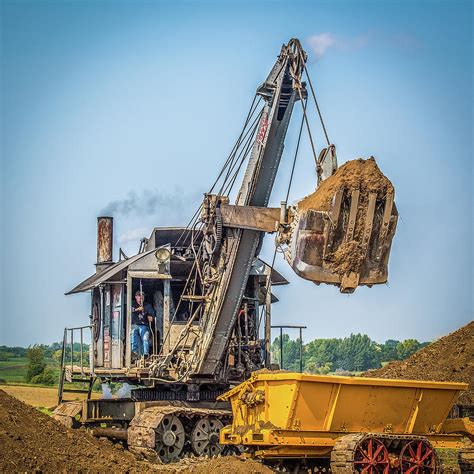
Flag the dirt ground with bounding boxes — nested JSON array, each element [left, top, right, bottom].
[[0, 389, 271, 473], [169, 456, 271, 473], [0, 384, 99, 408], [365, 321, 474, 405]]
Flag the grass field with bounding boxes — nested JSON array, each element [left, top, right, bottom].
[[0, 357, 61, 384], [0, 357, 30, 383], [1, 384, 100, 408], [0, 355, 95, 408]]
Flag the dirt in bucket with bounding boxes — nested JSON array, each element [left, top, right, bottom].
[[296, 157, 394, 276], [298, 157, 394, 212]]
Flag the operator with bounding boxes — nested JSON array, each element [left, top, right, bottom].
[[131, 290, 155, 359]]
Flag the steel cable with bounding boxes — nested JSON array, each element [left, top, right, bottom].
[[303, 61, 331, 147]]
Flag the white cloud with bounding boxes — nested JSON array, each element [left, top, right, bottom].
[[307, 33, 338, 59], [306, 31, 420, 60], [306, 32, 370, 59]]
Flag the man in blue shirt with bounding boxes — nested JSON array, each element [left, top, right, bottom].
[[131, 290, 155, 359]]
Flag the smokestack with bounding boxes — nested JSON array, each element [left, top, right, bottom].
[[96, 216, 113, 273]]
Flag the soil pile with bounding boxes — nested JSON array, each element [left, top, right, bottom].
[[172, 455, 272, 473], [364, 321, 474, 405], [297, 157, 394, 277], [0, 389, 271, 473], [0, 389, 153, 472], [298, 157, 393, 212]]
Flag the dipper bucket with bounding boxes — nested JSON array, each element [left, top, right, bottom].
[[285, 158, 398, 293]]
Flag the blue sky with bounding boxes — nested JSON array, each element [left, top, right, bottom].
[[1, 0, 472, 346]]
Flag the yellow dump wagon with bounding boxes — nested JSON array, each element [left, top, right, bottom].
[[219, 372, 472, 472]]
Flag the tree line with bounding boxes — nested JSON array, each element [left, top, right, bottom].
[[271, 333, 429, 374], [1, 334, 428, 385], [0, 342, 88, 362], [0, 343, 90, 386]]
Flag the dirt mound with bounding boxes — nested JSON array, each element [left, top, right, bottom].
[[0, 389, 271, 473], [297, 158, 394, 276], [173, 455, 272, 473], [298, 157, 393, 212], [0, 389, 154, 472], [364, 321, 474, 405]]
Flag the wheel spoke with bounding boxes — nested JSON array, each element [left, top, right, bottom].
[[416, 441, 422, 459], [401, 440, 436, 474], [373, 444, 384, 459], [357, 446, 370, 461], [420, 448, 433, 463], [354, 437, 389, 474]]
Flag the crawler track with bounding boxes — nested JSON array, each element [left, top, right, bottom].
[[331, 433, 437, 473], [128, 405, 231, 463]]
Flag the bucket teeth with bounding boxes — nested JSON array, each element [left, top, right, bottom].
[[289, 175, 397, 292], [376, 192, 394, 261], [323, 188, 344, 258], [361, 193, 377, 257], [345, 189, 360, 242], [341, 272, 360, 293]]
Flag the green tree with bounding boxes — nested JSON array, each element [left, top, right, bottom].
[[335, 334, 381, 372], [48, 342, 63, 351], [396, 339, 421, 360], [0, 345, 26, 357], [25, 345, 46, 382], [52, 349, 63, 363], [304, 338, 341, 373], [31, 367, 55, 385], [380, 339, 400, 362], [271, 334, 303, 371]]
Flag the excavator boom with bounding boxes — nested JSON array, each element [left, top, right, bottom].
[[195, 39, 307, 376], [161, 38, 399, 380]]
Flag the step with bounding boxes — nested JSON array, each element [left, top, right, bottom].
[[62, 388, 91, 394]]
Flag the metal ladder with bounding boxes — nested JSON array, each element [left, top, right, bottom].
[[57, 325, 95, 404]]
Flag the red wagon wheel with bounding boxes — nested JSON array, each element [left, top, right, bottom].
[[353, 436, 390, 473], [400, 439, 436, 473]]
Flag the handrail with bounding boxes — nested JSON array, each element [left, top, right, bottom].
[[61, 325, 93, 374], [58, 324, 93, 404]]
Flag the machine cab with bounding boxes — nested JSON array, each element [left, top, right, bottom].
[[65, 217, 287, 379]]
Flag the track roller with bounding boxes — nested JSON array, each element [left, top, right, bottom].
[[154, 414, 185, 463], [190, 416, 224, 457]]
